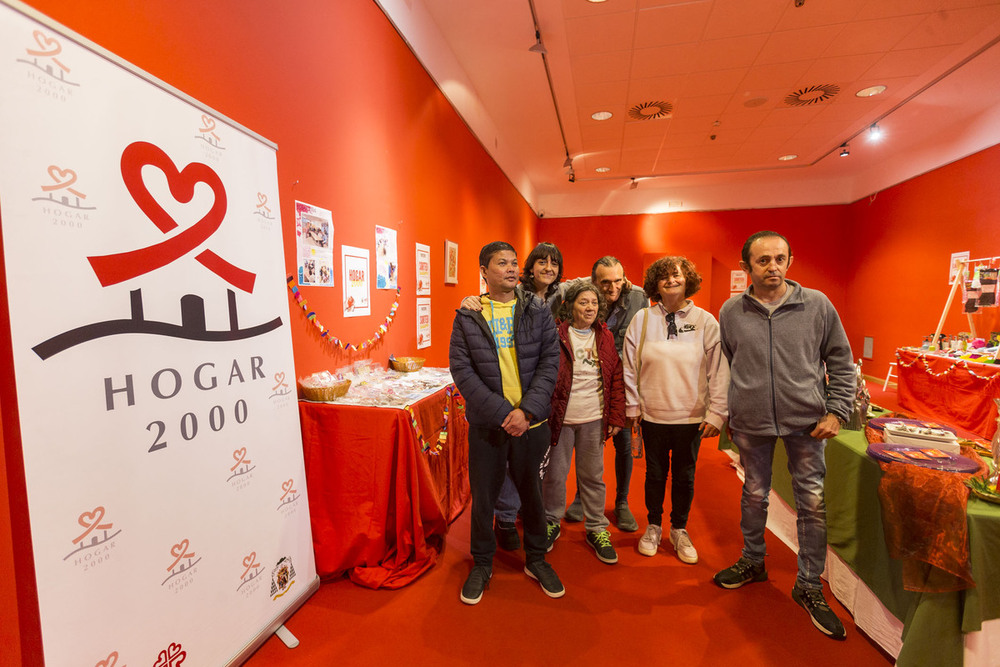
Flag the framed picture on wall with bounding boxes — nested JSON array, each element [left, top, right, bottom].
[[444, 239, 459, 284]]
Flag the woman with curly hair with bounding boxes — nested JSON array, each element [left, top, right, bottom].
[[519, 242, 565, 315], [542, 280, 625, 564], [622, 256, 729, 564]]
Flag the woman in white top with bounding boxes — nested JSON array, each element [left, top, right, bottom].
[[622, 256, 729, 564]]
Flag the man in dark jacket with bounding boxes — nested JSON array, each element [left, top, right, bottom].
[[450, 241, 562, 604], [713, 231, 855, 641]]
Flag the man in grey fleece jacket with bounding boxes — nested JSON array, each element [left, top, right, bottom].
[[713, 231, 855, 642]]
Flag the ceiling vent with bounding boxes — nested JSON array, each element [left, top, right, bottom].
[[783, 84, 840, 106], [628, 101, 673, 120]]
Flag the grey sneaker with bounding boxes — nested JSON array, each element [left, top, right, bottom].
[[637, 524, 662, 557], [545, 522, 561, 552], [713, 556, 767, 589], [460, 565, 492, 605], [524, 560, 565, 598], [792, 584, 847, 640], [565, 496, 584, 522], [669, 527, 698, 564], [586, 530, 618, 564], [614, 503, 638, 532]]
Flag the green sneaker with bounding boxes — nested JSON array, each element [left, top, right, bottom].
[[545, 522, 561, 552], [586, 529, 618, 564]]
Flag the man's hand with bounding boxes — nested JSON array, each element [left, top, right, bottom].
[[501, 409, 529, 437], [700, 422, 720, 438], [460, 295, 483, 311], [608, 425, 622, 438], [810, 413, 840, 440]]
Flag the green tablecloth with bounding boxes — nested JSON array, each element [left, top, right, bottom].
[[720, 428, 1000, 666]]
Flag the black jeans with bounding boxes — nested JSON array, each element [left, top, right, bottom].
[[468, 422, 551, 566], [612, 426, 632, 505], [641, 421, 702, 529]]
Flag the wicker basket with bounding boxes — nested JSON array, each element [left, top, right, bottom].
[[300, 379, 351, 401], [390, 356, 425, 372]]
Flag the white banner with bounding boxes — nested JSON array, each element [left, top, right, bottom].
[[0, 4, 316, 665]]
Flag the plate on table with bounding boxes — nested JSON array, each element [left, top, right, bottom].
[[966, 476, 1000, 504], [866, 442, 981, 473]]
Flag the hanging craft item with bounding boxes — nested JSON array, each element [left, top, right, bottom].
[[287, 275, 400, 351], [404, 384, 461, 455]]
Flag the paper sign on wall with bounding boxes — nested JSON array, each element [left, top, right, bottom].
[[295, 201, 334, 286], [416, 243, 431, 296], [416, 297, 431, 349], [342, 245, 371, 317], [375, 224, 397, 289]]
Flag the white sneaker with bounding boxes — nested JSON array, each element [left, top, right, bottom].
[[669, 528, 698, 564], [637, 524, 662, 557]]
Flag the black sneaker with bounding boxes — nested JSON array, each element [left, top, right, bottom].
[[545, 522, 561, 552], [524, 560, 565, 598], [460, 565, 492, 605], [792, 584, 847, 640], [586, 529, 618, 564], [494, 517, 520, 551], [713, 556, 768, 589]]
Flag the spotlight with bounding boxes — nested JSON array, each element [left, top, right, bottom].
[[563, 155, 573, 168], [568, 169, 575, 183], [629, 178, 638, 190], [529, 30, 547, 54], [869, 123, 883, 141], [839, 143, 849, 157]]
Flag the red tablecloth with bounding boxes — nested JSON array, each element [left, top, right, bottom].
[[298, 386, 469, 589], [896, 348, 1000, 439]]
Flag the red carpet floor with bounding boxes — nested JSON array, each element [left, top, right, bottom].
[[247, 387, 904, 667]]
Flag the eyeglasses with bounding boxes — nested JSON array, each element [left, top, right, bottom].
[[666, 312, 677, 339]]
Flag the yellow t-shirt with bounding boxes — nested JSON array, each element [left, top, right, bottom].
[[482, 296, 521, 408]]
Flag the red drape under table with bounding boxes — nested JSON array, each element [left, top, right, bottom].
[[896, 347, 1000, 439], [298, 386, 469, 589]]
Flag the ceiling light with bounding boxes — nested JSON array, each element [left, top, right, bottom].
[[568, 168, 576, 183], [528, 30, 546, 54], [587, 0, 608, 3], [595, 167, 611, 173], [591, 111, 613, 121], [629, 178, 638, 190], [856, 85, 887, 98], [869, 123, 883, 141], [777, 154, 798, 161], [839, 143, 850, 157]]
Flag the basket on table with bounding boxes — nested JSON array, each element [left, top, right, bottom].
[[390, 356, 425, 372], [299, 379, 352, 401]]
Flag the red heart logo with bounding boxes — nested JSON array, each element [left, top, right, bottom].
[[78, 506, 105, 528], [233, 447, 247, 463], [170, 539, 191, 559], [28, 30, 60, 56], [274, 371, 285, 384], [95, 651, 119, 667], [243, 552, 257, 569]]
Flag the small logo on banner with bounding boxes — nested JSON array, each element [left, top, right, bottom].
[[270, 556, 296, 600], [269, 371, 292, 399], [195, 114, 224, 150], [253, 192, 274, 220], [16, 29, 80, 90], [153, 642, 186, 667], [237, 550, 264, 595], [31, 141, 283, 361], [162, 539, 201, 590], [277, 478, 300, 511], [227, 447, 255, 490], [94, 650, 126, 667], [64, 506, 121, 570]]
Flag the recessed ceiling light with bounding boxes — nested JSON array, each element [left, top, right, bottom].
[[777, 154, 798, 161], [856, 85, 887, 98], [595, 166, 611, 173], [591, 111, 613, 121], [744, 97, 768, 108], [587, 0, 608, 3]]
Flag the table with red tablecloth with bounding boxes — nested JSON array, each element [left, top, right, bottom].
[[896, 347, 1000, 439], [298, 385, 469, 589]]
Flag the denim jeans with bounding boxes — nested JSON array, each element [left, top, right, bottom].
[[612, 426, 632, 505], [732, 430, 828, 590]]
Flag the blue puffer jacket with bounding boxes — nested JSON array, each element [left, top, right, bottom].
[[449, 294, 559, 429]]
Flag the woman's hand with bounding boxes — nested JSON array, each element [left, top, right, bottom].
[[460, 295, 483, 311], [700, 422, 720, 438]]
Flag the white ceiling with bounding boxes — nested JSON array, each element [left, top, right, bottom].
[[375, 0, 1000, 217]]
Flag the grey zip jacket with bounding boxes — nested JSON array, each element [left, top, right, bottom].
[[719, 279, 855, 437]]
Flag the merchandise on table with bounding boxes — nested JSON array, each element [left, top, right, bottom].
[[882, 421, 960, 454]]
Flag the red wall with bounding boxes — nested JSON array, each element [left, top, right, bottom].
[[539, 206, 852, 316], [1, 0, 537, 662]]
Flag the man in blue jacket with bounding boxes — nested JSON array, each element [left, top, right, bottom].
[[450, 241, 562, 604], [713, 231, 855, 640]]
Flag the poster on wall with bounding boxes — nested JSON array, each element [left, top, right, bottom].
[[295, 201, 334, 286], [416, 297, 431, 349], [342, 245, 371, 317], [444, 239, 459, 284], [415, 243, 431, 296], [730, 270, 747, 293], [0, 4, 316, 665], [375, 224, 397, 289], [949, 250, 970, 285]]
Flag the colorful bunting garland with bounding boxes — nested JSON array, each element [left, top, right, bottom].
[[287, 276, 401, 351], [405, 384, 462, 455], [896, 350, 1000, 385]]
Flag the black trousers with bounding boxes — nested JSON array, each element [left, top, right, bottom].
[[640, 421, 702, 529], [468, 422, 550, 566]]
